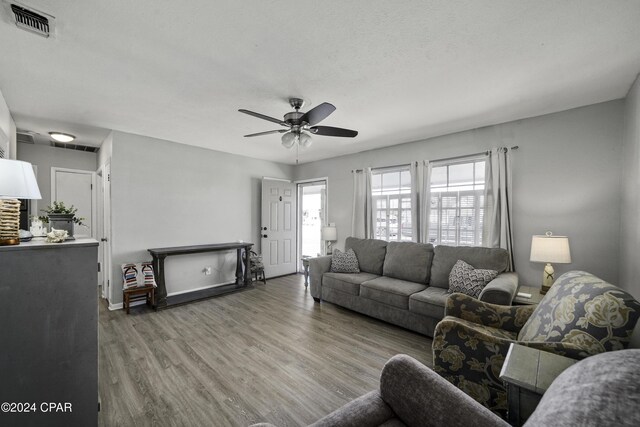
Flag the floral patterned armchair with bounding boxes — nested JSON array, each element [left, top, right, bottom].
[[433, 270, 640, 419]]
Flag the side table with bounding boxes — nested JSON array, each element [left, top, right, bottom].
[[500, 343, 577, 426], [123, 285, 155, 314], [513, 285, 544, 305], [301, 257, 310, 288]]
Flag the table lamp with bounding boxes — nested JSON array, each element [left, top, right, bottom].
[[321, 225, 337, 255], [0, 159, 42, 245], [530, 231, 571, 294]]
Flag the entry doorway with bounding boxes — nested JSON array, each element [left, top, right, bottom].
[[261, 178, 297, 278], [297, 179, 327, 272], [51, 167, 97, 239]]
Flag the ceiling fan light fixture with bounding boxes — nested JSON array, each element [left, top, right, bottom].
[[299, 132, 312, 148], [281, 132, 296, 149], [48, 132, 75, 143]]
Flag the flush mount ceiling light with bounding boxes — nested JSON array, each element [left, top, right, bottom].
[[48, 132, 76, 143]]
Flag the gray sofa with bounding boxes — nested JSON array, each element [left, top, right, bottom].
[[308, 237, 518, 337], [250, 350, 640, 427]]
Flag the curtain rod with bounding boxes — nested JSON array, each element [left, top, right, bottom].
[[351, 146, 519, 173], [427, 146, 519, 165], [352, 161, 417, 174]]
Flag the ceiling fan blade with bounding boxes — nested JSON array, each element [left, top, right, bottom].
[[301, 102, 336, 126], [238, 109, 287, 126], [244, 129, 288, 137], [310, 126, 358, 138]]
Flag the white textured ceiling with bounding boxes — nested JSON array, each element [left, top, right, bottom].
[[0, 1, 639, 164]]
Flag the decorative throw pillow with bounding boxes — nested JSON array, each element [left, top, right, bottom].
[[448, 259, 498, 298], [330, 248, 360, 273], [121, 261, 157, 289]]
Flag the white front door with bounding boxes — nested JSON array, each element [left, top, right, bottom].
[[262, 178, 296, 278], [51, 168, 96, 238]]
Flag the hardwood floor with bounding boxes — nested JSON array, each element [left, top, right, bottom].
[[98, 274, 433, 427]]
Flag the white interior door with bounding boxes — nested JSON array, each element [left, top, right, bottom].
[[262, 178, 296, 278], [51, 167, 96, 239]]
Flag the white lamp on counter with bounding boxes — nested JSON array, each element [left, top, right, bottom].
[[321, 225, 337, 255], [0, 159, 42, 245], [530, 231, 571, 294]]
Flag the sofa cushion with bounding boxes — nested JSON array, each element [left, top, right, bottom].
[[360, 277, 427, 309], [345, 237, 388, 275], [383, 241, 434, 284], [323, 272, 380, 296], [330, 248, 360, 273], [448, 260, 498, 298], [408, 287, 449, 318], [518, 271, 640, 352], [430, 245, 509, 289]]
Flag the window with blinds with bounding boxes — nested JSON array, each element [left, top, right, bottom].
[[371, 166, 413, 242], [428, 159, 485, 246]]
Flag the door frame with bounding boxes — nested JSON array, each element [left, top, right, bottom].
[[96, 164, 113, 300], [295, 177, 328, 272], [50, 167, 97, 239]]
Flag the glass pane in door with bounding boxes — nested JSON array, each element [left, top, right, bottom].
[[299, 183, 326, 267]]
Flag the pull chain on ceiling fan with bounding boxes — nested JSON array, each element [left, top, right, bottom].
[[238, 98, 358, 150]]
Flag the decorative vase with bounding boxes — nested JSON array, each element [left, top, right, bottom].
[[47, 213, 75, 240]]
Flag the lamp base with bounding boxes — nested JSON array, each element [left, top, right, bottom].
[[539, 263, 555, 295], [0, 199, 21, 245], [0, 237, 20, 246]]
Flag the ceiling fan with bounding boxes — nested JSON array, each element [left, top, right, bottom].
[[238, 98, 358, 149]]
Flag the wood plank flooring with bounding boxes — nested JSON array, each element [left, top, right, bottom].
[[98, 274, 433, 427]]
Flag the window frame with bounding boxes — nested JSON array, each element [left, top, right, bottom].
[[428, 158, 486, 247], [371, 165, 414, 242]]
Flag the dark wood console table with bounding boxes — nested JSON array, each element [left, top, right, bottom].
[[148, 242, 254, 308]]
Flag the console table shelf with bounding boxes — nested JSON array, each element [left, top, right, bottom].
[[148, 242, 254, 308]]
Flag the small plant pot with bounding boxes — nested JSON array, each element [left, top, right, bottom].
[[47, 213, 75, 240]]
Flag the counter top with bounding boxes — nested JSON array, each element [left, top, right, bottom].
[[0, 238, 99, 252]]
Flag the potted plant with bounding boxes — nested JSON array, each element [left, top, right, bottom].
[[39, 201, 85, 240]]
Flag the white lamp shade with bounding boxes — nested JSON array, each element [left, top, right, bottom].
[[530, 233, 571, 263], [321, 226, 337, 241], [0, 159, 42, 199]]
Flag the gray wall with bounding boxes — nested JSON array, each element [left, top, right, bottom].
[[295, 101, 624, 288], [620, 75, 640, 299], [17, 142, 98, 211], [108, 131, 294, 305]]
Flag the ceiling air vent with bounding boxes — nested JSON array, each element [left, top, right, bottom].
[[6, 2, 55, 38], [51, 141, 99, 153], [16, 131, 35, 144]]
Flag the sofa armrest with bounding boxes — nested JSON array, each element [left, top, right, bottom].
[[479, 272, 518, 305], [445, 293, 536, 333], [380, 354, 508, 427], [310, 390, 395, 427], [308, 256, 332, 300]]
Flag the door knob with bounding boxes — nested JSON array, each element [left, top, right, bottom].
[[101, 238, 108, 242], [262, 234, 268, 238]]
